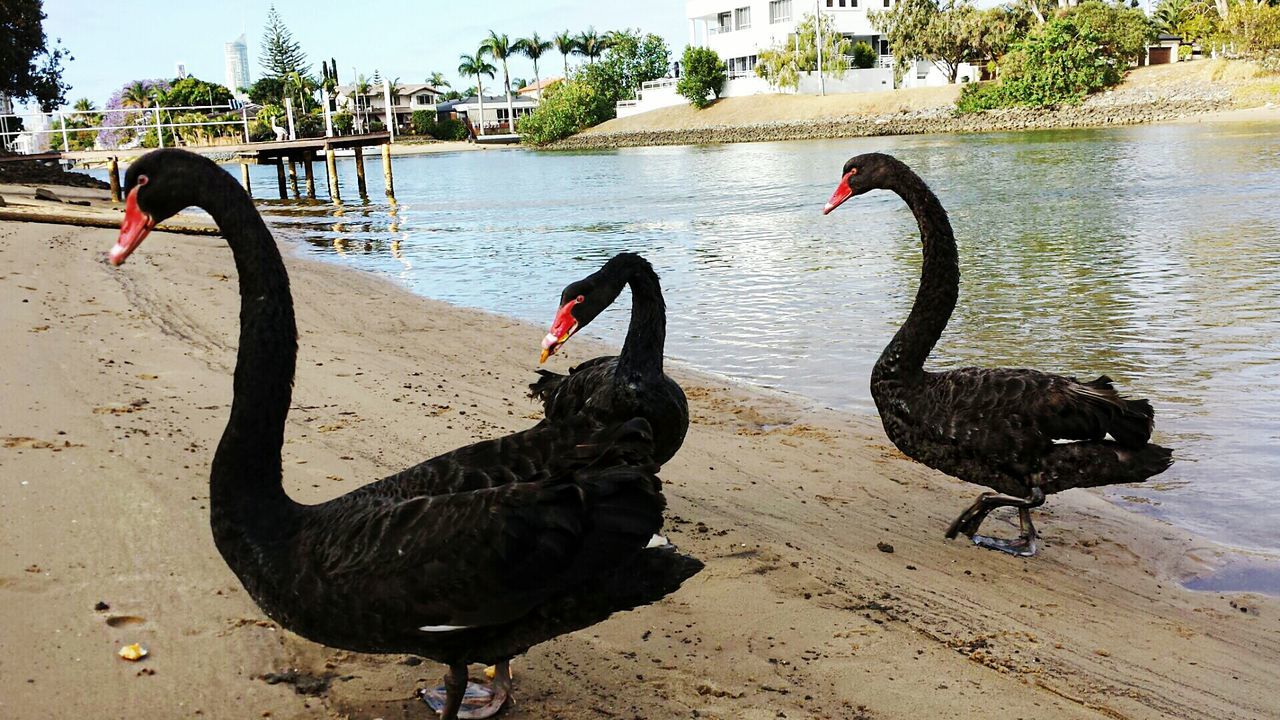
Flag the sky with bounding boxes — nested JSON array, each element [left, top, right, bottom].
[[42, 0, 690, 107]]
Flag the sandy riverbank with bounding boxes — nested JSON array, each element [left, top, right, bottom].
[[554, 60, 1280, 150], [2, 219, 1277, 720]]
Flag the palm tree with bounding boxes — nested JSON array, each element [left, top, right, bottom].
[[554, 30, 577, 78], [514, 32, 554, 95], [120, 81, 155, 109], [575, 27, 607, 64], [355, 74, 372, 132], [457, 51, 496, 136], [426, 71, 450, 89], [481, 31, 517, 133]]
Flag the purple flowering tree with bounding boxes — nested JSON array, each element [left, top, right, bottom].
[[97, 79, 171, 149]]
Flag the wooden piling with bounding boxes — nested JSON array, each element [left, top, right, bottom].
[[239, 162, 252, 198], [381, 143, 395, 202], [287, 158, 300, 199], [325, 148, 340, 204], [276, 159, 287, 199], [108, 157, 121, 203], [303, 152, 316, 200], [353, 145, 368, 197]]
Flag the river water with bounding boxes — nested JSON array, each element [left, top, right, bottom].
[[116, 122, 1280, 558]]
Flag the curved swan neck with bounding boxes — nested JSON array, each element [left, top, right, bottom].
[[874, 170, 959, 379], [203, 171, 298, 523], [616, 257, 666, 379]]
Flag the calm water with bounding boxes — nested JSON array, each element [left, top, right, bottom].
[[114, 124, 1280, 554]]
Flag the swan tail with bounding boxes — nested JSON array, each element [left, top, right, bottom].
[[1074, 375, 1156, 448], [1039, 440, 1174, 493], [528, 369, 568, 403]]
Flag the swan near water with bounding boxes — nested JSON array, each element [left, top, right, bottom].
[[103, 147, 1175, 717]]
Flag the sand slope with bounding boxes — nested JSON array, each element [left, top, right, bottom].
[[1, 222, 1276, 720]]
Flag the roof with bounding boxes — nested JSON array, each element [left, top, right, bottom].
[[334, 82, 446, 96], [453, 94, 538, 107], [516, 76, 563, 94]]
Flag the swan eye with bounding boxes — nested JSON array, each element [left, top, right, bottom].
[[575, 295, 585, 304], [137, 175, 150, 187], [848, 168, 858, 176]]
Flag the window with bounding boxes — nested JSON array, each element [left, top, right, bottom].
[[826, 0, 833, 6], [735, 6, 751, 30], [769, 0, 792, 23], [879, 39, 889, 55], [884, 0, 891, 5], [414, 94, 434, 106], [717, 11, 732, 32]]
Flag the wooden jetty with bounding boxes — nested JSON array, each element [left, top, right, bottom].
[[59, 133, 396, 204]]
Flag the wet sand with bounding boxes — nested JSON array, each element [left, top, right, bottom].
[[1, 220, 1277, 720]]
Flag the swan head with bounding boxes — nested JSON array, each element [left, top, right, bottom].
[[539, 254, 637, 363], [111, 149, 218, 265], [822, 152, 901, 215]]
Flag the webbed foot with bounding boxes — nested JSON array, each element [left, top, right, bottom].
[[418, 662, 512, 719]]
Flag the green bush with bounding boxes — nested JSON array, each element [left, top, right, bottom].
[[518, 79, 612, 145], [677, 46, 726, 109], [369, 119, 386, 132], [1070, 0, 1156, 66], [332, 111, 354, 135], [410, 109, 435, 135], [956, 81, 1011, 112], [430, 117, 469, 140], [295, 112, 324, 138], [1220, 2, 1280, 59], [850, 41, 878, 70]]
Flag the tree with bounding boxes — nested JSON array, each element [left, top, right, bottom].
[[968, 5, 1035, 73], [163, 76, 234, 108], [575, 27, 608, 64], [426, 71, 450, 89], [1, 0, 72, 110], [850, 41, 878, 69], [590, 29, 671, 101], [260, 5, 310, 79], [457, 52, 496, 136], [517, 78, 611, 145], [120, 80, 160, 109], [1069, 0, 1156, 65], [554, 31, 578, 77], [871, 0, 978, 84], [756, 13, 854, 90], [515, 33, 554, 91], [248, 76, 286, 106], [677, 46, 726, 108], [481, 31, 517, 131]]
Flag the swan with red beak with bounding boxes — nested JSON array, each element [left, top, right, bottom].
[[110, 176, 157, 266], [540, 294, 584, 363]]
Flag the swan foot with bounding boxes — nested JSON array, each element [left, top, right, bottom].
[[418, 661, 512, 720], [946, 489, 1044, 557]]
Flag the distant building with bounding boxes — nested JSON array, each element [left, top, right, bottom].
[[516, 76, 562, 101], [334, 82, 447, 133], [224, 35, 250, 93], [175, 62, 189, 79]]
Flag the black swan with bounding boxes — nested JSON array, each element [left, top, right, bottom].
[[822, 152, 1173, 557], [532, 252, 689, 466], [108, 149, 702, 719]]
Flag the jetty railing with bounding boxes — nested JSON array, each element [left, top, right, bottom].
[[0, 104, 251, 155]]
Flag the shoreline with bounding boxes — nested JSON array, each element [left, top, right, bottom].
[[551, 61, 1280, 151], [3, 219, 1277, 719]]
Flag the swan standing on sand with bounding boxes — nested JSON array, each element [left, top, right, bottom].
[[822, 152, 1173, 557], [533, 252, 689, 466], [107, 149, 702, 719]]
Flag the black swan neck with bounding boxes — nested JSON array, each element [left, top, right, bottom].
[[874, 169, 959, 379], [203, 170, 299, 528], [616, 257, 666, 379]]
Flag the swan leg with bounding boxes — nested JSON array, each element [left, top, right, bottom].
[[948, 488, 1046, 557], [418, 662, 513, 720]]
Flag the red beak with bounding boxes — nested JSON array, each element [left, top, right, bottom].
[[539, 297, 582, 364], [822, 171, 855, 215], [110, 185, 156, 265]]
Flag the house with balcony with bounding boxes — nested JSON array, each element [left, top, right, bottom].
[[334, 82, 445, 133]]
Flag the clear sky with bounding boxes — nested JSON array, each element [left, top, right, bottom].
[[43, 0, 690, 106]]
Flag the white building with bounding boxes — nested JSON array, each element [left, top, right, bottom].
[[334, 83, 447, 133], [224, 35, 250, 94], [687, 0, 895, 79], [633, 0, 979, 115]]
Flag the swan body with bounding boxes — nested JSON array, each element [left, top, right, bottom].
[[109, 149, 701, 719], [824, 153, 1173, 556], [533, 253, 689, 466]]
